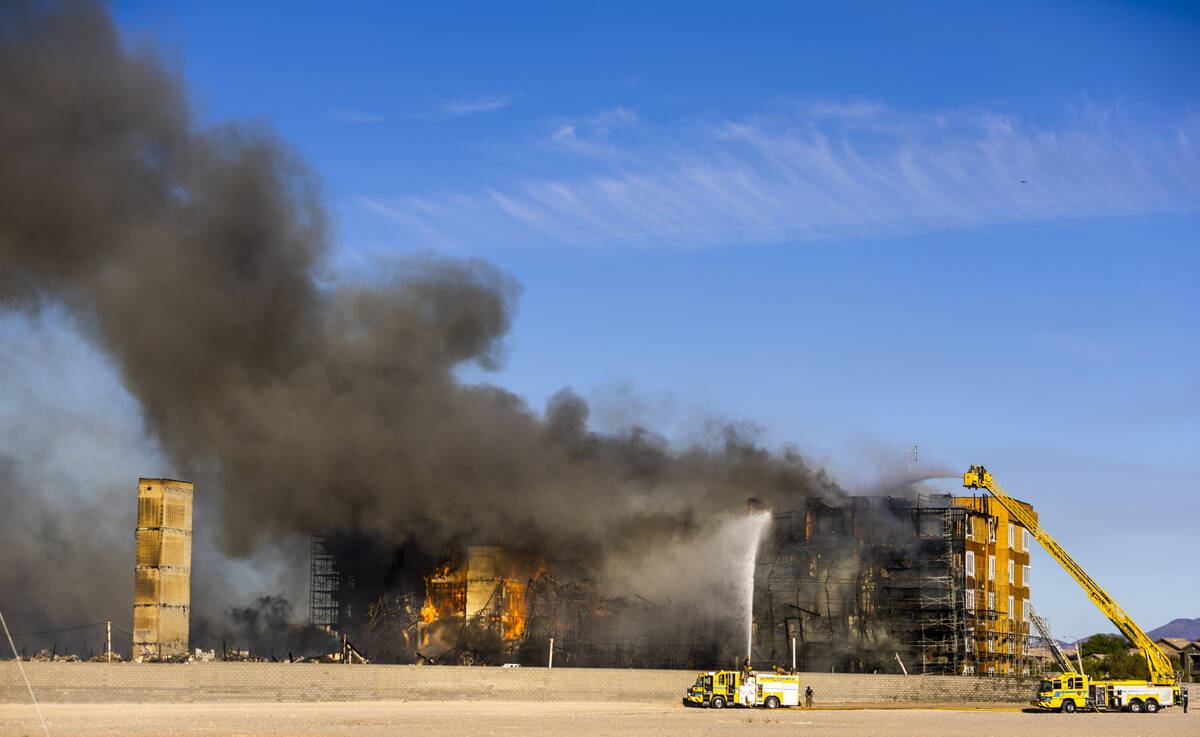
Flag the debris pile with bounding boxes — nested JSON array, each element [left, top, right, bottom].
[[25, 650, 82, 662]]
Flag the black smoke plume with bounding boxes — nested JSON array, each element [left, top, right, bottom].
[[0, 1, 843, 652]]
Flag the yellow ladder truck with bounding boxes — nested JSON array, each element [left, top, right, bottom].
[[963, 466, 1185, 714], [683, 670, 801, 708]]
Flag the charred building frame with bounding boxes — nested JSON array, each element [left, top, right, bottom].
[[310, 490, 1035, 675]]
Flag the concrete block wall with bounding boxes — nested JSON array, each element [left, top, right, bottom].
[[0, 663, 1038, 704]]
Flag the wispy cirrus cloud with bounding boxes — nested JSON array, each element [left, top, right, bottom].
[[444, 94, 514, 116], [359, 103, 1200, 248], [546, 106, 642, 158], [326, 109, 384, 124], [803, 98, 885, 120]]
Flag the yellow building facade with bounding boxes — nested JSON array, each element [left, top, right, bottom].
[[953, 495, 1035, 675], [133, 478, 193, 659]]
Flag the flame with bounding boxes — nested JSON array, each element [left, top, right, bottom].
[[419, 561, 466, 626], [420, 600, 438, 624], [500, 562, 546, 641], [501, 578, 527, 640], [417, 554, 545, 643]]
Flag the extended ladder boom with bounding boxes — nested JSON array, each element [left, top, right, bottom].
[[963, 466, 1176, 685], [1027, 600, 1076, 675]]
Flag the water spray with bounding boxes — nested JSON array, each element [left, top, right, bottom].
[[735, 509, 773, 663]]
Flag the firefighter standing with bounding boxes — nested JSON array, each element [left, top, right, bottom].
[[805, 685, 814, 709]]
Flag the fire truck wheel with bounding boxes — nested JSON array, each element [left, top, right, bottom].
[[1144, 699, 1159, 713], [764, 696, 780, 709], [1061, 700, 1076, 713], [710, 696, 726, 709], [1128, 699, 1143, 713]]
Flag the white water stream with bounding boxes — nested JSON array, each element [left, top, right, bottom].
[[734, 511, 773, 661]]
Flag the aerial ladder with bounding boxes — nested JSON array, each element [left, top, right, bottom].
[[963, 466, 1184, 713], [1026, 600, 1076, 675]]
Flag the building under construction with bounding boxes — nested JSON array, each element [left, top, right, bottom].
[[751, 492, 1035, 676], [310, 488, 1036, 674]]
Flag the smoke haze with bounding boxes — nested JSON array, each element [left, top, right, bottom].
[[0, 1, 847, 651]]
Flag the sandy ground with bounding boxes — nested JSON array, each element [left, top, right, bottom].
[[0, 700, 1193, 737]]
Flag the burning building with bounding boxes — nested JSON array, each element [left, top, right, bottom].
[[308, 486, 1036, 675], [309, 531, 738, 668]]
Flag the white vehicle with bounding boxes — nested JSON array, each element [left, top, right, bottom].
[[744, 673, 801, 708], [1091, 682, 1177, 713]]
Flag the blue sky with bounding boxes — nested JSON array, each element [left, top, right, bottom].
[[63, 0, 1198, 640]]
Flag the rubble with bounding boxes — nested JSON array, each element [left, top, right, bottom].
[[6, 644, 371, 664]]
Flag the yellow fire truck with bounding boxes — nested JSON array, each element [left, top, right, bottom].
[[1033, 673, 1090, 713], [683, 670, 801, 708], [965, 466, 1186, 714]]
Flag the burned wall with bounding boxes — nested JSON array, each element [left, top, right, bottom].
[[751, 493, 971, 675]]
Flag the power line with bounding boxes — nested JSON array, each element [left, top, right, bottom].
[[8, 622, 125, 637], [8, 622, 105, 637]]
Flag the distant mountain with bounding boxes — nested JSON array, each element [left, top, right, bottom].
[[1053, 635, 1115, 652], [1051, 619, 1200, 648], [1147, 618, 1200, 641], [1038, 619, 1199, 651]]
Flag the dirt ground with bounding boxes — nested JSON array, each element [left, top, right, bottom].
[[0, 700, 1193, 737]]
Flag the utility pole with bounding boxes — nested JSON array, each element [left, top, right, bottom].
[[106, 621, 112, 663]]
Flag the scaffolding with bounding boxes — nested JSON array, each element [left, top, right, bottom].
[[309, 529, 349, 630], [907, 501, 969, 674]]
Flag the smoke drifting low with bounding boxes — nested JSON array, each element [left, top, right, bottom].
[[0, 0, 843, 640]]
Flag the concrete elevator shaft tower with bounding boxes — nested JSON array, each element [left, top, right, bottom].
[[133, 478, 193, 659]]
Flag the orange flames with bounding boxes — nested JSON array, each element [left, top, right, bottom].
[[420, 563, 466, 627], [418, 555, 545, 643], [501, 578, 530, 640], [501, 562, 546, 641], [420, 600, 439, 624]]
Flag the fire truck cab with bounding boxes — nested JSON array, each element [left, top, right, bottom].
[[1034, 674, 1091, 712], [683, 670, 800, 708]]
